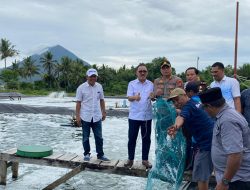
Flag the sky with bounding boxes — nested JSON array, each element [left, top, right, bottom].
[[1, 0, 250, 73]]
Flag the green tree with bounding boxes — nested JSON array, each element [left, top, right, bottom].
[[59, 56, 72, 91], [0, 38, 19, 68], [40, 51, 57, 88], [21, 56, 39, 82]]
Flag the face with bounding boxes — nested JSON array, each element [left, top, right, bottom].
[[171, 95, 187, 109], [161, 65, 172, 77], [136, 65, 148, 82], [87, 75, 97, 86], [186, 69, 198, 82], [211, 66, 224, 81]]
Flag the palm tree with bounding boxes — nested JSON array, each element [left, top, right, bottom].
[[59, 56, 72, 91], [40, 51, 57, 88], [21, 56, 39, 82], [0, 38, 19, 68]]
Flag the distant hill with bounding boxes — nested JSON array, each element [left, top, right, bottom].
[[12, 45, 90, 81]]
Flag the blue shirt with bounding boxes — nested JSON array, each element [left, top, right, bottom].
[[180, 99, 214, 151]]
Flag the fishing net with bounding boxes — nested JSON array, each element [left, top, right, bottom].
[[146, 97, 186, 190]]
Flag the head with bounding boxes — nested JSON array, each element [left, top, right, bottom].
[[168, 88, 189, 109], [211, 62, 225, 82], [199, 87, 226, 117], [136, 63, 148, 82], [185, 81, 199, 98], [185, 67, 199, 82], [160, 58, 172, 78], [86, 68, 98, 86]]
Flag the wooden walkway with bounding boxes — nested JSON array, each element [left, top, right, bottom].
[[0, 148, 206, 189], [0, 92, 23, 100]]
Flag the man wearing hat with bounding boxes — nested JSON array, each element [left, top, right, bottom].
[[199, 87, 250, 190], [75, 68, 110, 162], [153, 58, 183, 99], [167, 88, 214, 190]]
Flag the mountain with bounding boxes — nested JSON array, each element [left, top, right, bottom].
[[16, 45, 90, 81]]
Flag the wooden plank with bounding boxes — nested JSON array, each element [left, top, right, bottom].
[[3, 148, 17, 155], [12, 162, 19, 178], [57, 153, 78, 161], [0, 160, 7, 185], [99, 160, 119, 169], [0, 154, 77, 169], [42, 165, 84, 190], [71, 155, 83, 163], [44, 153, 65, 160], [85, 158, 102, 169]]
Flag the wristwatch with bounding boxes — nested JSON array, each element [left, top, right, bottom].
[[222, 178, 230, 186]]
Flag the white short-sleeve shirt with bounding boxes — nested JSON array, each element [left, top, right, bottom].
[[76, 82, 104, 122], [210, 76, 241, 109], [127, 79, 154, 121]]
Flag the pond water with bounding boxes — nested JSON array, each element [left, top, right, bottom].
[[0, 96, 155, 190]]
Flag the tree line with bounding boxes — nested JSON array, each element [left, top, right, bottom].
[[1, 38, 250, 95]]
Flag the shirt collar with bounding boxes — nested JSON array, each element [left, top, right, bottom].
[[216, 104, 229, 120], [136, 78, 148, 84]]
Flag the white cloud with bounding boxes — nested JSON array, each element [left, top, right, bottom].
[[1, 0, 249, 73]]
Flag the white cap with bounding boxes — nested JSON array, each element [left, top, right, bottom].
[[86, 68, 98, 77]]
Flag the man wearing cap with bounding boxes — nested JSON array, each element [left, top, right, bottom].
[[167, 88, 214, 190], [124, 63, 154, 169], [183, 81, 201, 172], [75, 68, 110, 162], [210, 62, 241, 113], [199, 87, 250, 190], [153, 58, 183, 99]]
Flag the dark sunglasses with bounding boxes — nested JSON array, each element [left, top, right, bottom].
[[138, 70, 148, 73]]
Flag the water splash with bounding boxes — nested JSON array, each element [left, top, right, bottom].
[[48, 91, 67, 98]]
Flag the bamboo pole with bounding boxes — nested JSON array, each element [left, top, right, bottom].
[[234, 1, 239, 79]]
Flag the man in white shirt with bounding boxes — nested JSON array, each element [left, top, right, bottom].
[[75, 68, 109, 161], [210, 62, 241, 113], [124, 63, 154, 169]]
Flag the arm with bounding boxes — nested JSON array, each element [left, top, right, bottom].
[[100, 99, 106, 121], [167, 116, 185, 138], [128, 93, 141, 102], [76, 101, 81, 127], [233, 96, 242, 113], [216, 153, 242, 190]]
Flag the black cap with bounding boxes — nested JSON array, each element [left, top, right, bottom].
[[199, 87, 224, 104], [185, 81, 199, 93]]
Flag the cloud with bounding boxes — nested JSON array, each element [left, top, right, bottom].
[[1, 0, 249, 73]]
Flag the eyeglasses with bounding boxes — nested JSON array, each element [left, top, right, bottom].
[[161, 66, 170, 70], [138, 70, 147, 73]]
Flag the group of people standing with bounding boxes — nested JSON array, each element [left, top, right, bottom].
[[75, 58, 250, 190]]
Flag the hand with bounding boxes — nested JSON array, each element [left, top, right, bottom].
[[149, 92, 155, 99], [215, 182, 229, 190], [167, 125, 178, 138], [102, 111, 106, 121], [134, 93, 141, 101], [76, 115, 81, 127]]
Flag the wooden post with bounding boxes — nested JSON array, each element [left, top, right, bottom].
[[0, 160, 7, 185], [42, 165, 84, 190], [12, 162, 19, 179]]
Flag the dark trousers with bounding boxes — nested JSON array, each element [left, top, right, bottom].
[[128, 119, 152, 160], [81, 119, 104, 158], [229, 180, 250, 190]]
